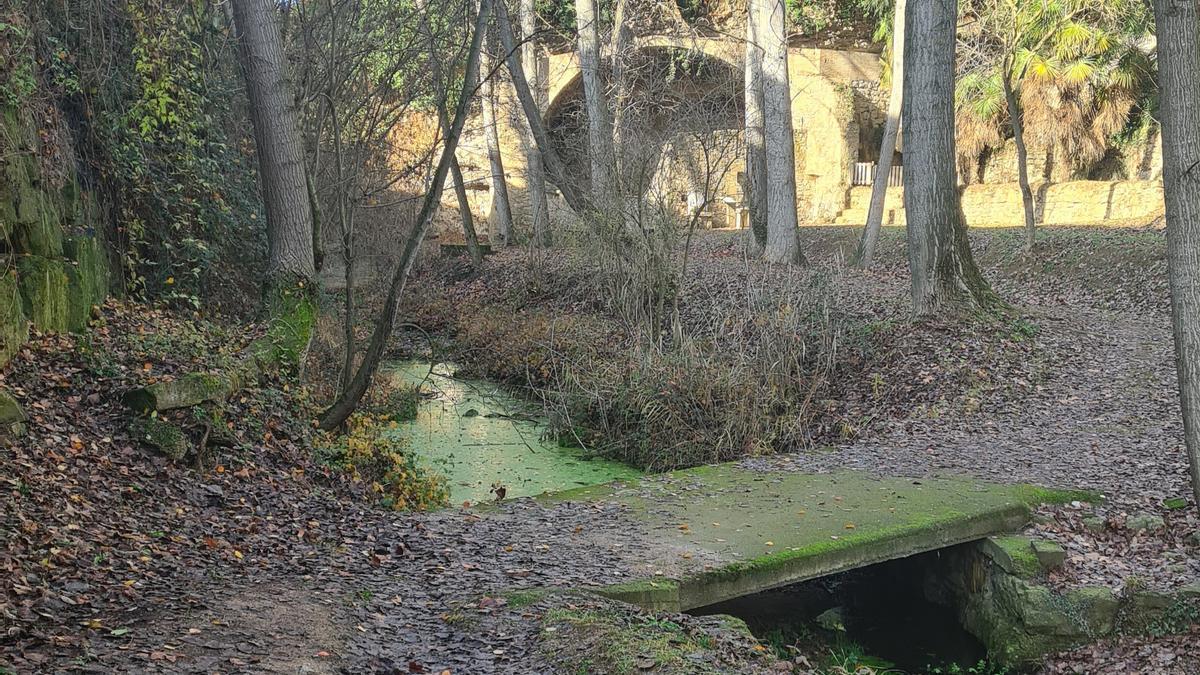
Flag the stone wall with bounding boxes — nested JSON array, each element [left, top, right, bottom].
[[836, 180, 1165, 228], [0, 105, 110, 365]]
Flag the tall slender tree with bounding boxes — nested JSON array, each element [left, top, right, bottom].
[[575, 0, 615, 203], [743, 3, 768, 255], [480, 21, 515, 247], [1154, 0, 1200, 504], [857, 0, 906, 268], [232, 0, 316, 287], [754, 0, 803, 264], [520, 0, 551, 247], [903, 0, 996, 315]]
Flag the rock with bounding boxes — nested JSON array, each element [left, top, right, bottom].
[[17, 256, 69, 333], [1081, 516, 1106, 534], [982, 536, 1041, 579], [815, 607, 845, 632], [1127, 513, 1165, 532], [0, 271, 29, 366], [130, 416, 190, 461], [0, 388, 26, 424], [1180, 580, 1200, 599], [1030, 539, 1067, 571], [124, 372, 236, 412], [1065, 586, 1119, 635]]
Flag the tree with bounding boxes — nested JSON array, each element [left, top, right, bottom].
[[1154, 0, 1200, 504], [416, 0, 486, 267], [575, 0, 615, 203], [520, 0, 552, 247], [494, 0, 593, 216], [743, 2, 768, 255], [754, 0, 804, 265], [318, 0, 490, 429], [903, 0, 996, 316], [480, 20, 515, 247], [856, 0, 905, 268], [232, 0, 316, 288]]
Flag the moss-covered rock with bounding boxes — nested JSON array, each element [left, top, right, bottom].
[[981, 536, 1041, 579], [17, 255, 68, 332], [0, 269, 29, 364], [13, 194, 65, 258], [124, 372, 236, 413], [63, 235, 108, 331], [130, 415, 190, 461], [0, 387, 26, 424]]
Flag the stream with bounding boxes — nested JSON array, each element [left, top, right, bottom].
[[383, 361, 642, 504]]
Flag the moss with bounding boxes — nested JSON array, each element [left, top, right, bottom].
[[596, 579, 681, 612], [1012, 485, 1103, 506], [130, 416, 190, 461], [124, 372, 234, 412], [0, 270, 29, 365], [984, 536, 1042, 579], [503, 589, 548, 608], [256, 282, 316, 369], [0, 388, 25, 424], [63, 235, 109, 332], [16, 255, 68, 332]]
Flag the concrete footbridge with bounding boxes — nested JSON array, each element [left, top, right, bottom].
[[540, 463, 1084, 612]]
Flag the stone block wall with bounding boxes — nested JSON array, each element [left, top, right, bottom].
[[1, 105, 110, 364]]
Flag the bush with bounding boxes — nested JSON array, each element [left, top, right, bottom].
[[315, 413, 448, 510]]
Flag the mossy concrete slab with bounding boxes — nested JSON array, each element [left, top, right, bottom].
[[542, 465, 1082, 611]]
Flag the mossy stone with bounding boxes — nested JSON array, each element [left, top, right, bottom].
[[1030, 539, 1067, 571], [124, 372, 235, 413], [0, 270, 29, 364], [983, 536, 1041, 579], [63, 235, 108, 332], [16, 255, 68, 332], [130, 416, 190, 461], [0, 387, 26, 424], [1065, 586, 1119, 635]]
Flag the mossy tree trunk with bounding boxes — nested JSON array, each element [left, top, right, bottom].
[[902, 0, 997, 316], [1155, 0, 1200, 504]]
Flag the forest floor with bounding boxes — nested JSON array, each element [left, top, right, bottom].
[[3, 225, 1199, 674]]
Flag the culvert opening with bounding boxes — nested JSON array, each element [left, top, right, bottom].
[[689, 544, 993, 673]]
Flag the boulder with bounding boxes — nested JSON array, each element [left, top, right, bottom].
[[1127, 513, 1165, 532], [130, 416, 189, 461], [1030, 539, 1067, 571], [124, 372, 237, 413]]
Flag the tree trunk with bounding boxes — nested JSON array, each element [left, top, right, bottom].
[[519, 0, 551, 247], [495, 0, 593, 216], [755, 0, 803, 265], [1001, 67, 1037, 253], [480, 24, 515, 247], [1154, 0, 1200, 504], [856, 0, 905, 268], [318, 0, 490, 430], [232, 0, 316, 286], [609, 0, 633, 189], [743, 4, 768, 255], [575, 0, 614, 203], [417, 0, 484, 266], [902, 0, 996, 316]]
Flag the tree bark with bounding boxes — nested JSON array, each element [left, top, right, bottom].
[[480, 24, 515, 247], [755, 0, 803, 265], [495, 0, 593, 216], [233, 0, 316, 286], [902, 0, 996, 316], [856, 0, 905, 268], [575, 0, 615, 203], [1001, 65, 1037, 253], [417, 0, 485, 267], [1154, 0, 1200, 504], [743, 4, 768, 255], [519, 0, 551, 247], [318, 0, 490, 430]]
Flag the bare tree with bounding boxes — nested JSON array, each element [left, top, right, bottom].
[[318, 0, 491, 429], [480, 20, 515, 247], [754, 0, 803, 265], [903, 0, 995, 315], [1155, 0, 1200, 503], [233, 0, 316, 287], [416, 0, 485, 267], [857, 0, 905, 268], [575, 0, 615, 202], [743, 3, 768, 255], [494, 0, 593, 215], [519, 0, 551, 247]]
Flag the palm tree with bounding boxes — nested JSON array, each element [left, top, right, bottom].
[[957, 0, 1153, 248]]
